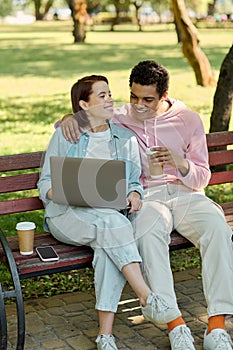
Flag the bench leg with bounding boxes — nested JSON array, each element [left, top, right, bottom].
[[0, 230, 25, 350], [0, 283, 7, 349]]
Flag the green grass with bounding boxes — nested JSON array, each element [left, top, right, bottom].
[[0, 21, 232, 299]]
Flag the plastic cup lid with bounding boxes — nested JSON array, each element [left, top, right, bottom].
[[16, 221, 36, 230]]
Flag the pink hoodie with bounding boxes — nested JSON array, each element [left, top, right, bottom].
[[113, 98, 211, 192]]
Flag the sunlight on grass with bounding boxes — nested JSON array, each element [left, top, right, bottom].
[[0, 22, 232, 151]]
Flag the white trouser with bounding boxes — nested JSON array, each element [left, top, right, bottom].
[[47, 206, 142, 312], [133, 183, 233, 318]]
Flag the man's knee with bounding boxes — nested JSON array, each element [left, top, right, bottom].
[[134, 201, 173, 241]]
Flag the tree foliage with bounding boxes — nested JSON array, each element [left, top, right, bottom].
[[0, 0, 13, 17]]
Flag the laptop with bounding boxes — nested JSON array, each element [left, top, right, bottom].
[[50, 156, 127, 209]]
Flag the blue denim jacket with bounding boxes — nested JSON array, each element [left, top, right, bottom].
[[37, 121, 143, 229]]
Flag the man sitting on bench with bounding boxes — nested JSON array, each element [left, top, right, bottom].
[[60, 61, 233, 350]]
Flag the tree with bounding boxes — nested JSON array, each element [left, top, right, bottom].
[[171, 0, 216, 87], [209, 45, 233, 133], [150, 0, 170, 22], [0, 0, 13, 17], [109, 0, 129, 31], [32, 0, 55, 20], [207, 0, 217, 15], [86, 0, 100, 14], [131, 0, 144, 32], [67, 0, 88, 42]]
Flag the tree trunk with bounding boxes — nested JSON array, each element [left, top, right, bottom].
[[208, 0, 217, 16], [110, 6, 120, 31], [172, 0, 216, 87], [68, 0, 87, 43], [43, 0, 55, 18], [132, 1, 143, 32], [209, 45, 233, 133], [110, 0, 130, 32], [174, 19, 182, 43], [34, 0, 54, 20], [34, 0, 43, 20]]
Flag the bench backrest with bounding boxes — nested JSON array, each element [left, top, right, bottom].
[[1, 131, 233, 216]]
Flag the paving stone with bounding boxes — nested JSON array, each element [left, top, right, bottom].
[[64, 302, 87, 313], [40, 338, 67, 349], [66, 334, 95, 350], [4, 268, 233, 350], [55, 324, 82, 339]]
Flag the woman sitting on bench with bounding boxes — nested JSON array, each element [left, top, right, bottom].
[[37, 75, 180, 350]]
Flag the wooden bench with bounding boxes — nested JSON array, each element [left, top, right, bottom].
[[0, 130, 233, 350]]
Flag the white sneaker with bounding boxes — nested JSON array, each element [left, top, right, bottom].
[[169, 325, 196, 349], [204, 329, 233, 349], [141, 292, 181, 325], [96, 334, 118, 350]]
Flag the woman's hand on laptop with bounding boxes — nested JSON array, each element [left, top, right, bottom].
[[127, 192, 142, 213], [60, 114, 80, 143]]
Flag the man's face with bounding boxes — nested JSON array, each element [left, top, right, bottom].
[[130, 82, 166, 118]]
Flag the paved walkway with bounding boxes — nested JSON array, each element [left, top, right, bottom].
[[6, 268, 233, 350]]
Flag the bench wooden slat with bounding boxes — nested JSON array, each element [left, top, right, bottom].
[[0, 232, 93, 278], [169, 230, 194, 250], [15, 250, 93, 278], [226, 215, 233, 230], [0, 173, 40, 193], [0, 197, 44, 215], [0, 152, 44, 172], [206, 131, 233, 148], [226, 215, 233, 228], [208, 170, 233, 186], [221, 202, 233, 212], [208, 150, 233, 167], [4, 233, 91, 254]]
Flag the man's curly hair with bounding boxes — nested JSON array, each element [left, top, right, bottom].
[[129, 60, 169, 99]]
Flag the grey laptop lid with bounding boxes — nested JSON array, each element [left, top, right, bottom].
[[50, 156, 127, 209]]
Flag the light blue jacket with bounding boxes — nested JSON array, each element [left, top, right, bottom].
[[37, 122, 143, 229]]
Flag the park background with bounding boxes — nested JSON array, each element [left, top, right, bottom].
[[0, 1, 233, 297]]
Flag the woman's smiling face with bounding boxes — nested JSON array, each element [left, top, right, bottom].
[[83, 81, 114, 122]]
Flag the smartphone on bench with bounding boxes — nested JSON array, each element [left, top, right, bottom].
[[36, 246, 59, 262]]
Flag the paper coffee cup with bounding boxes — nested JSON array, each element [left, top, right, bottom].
[[16, 221, 36, 255], [146, 147, 163, 178]]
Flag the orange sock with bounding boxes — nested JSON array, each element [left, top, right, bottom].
[[167, 317, 186, 332], [207, 315, 225, 334]]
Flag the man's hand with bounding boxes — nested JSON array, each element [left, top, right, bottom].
[[150, 146, 189, 176], [127, 191, 142, 214], [60, 114, 80, 143]]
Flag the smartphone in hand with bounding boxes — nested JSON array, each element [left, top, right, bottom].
[[36, 246, 59, 262]]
